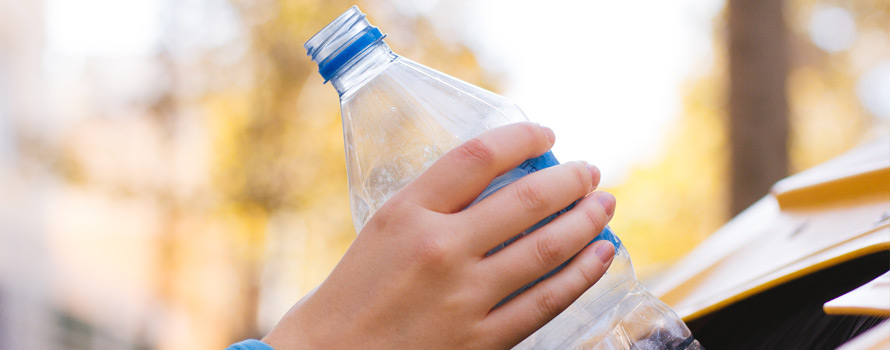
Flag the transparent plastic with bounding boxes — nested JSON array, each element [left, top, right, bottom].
[[514, 246, 702, 349], [306, 6, 702, 349]]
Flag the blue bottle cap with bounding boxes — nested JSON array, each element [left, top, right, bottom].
[[304, 6, 387, 82]]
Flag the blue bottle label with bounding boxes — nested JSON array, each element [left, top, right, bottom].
[[469, 151, 621, 308]]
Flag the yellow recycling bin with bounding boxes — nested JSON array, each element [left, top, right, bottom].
[[650, 136, 889, 349]]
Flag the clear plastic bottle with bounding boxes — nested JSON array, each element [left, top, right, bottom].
[[305, 6, 702, 350]]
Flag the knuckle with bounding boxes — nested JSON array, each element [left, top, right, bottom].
[[457, 138, 496, 165], [440, 291, 467, 314], [519, 123, 543, 142], [369, 198, 414, 231], [535, 289, 563, 319], [411, 233, 449, 267], [577, 261, 604, 286], [514, 181, 548, 212], [581, 204, 607, 232], [570, 163, 591, 194], [534, 233, 564, 269]]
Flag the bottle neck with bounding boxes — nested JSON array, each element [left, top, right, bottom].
[[330, 42, 397, 95]]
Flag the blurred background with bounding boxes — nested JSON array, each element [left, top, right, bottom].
[[0, 0, 887, 348]]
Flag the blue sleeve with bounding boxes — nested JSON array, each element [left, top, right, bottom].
[[226, 339, 275, 350]]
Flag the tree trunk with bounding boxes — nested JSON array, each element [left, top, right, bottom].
[[727, 0, 789, 216]]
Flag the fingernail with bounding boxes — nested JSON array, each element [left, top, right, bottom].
[[596, 192, 616, 216], [538, 124, 555, 145], [594, 241, 614, 263], [585, 163, 600, 191]]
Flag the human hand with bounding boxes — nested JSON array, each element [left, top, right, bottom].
[[263, 122, 616, 350]]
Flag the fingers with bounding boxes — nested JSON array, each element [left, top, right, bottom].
[[459, 162, 601, 255], [481, 239, 615, 348], [397, 122, 555, 213], [477, 192, 616, 298]]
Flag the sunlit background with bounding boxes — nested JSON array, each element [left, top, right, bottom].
[[0, 0, 887, 348]]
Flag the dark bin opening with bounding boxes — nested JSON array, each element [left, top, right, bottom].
[[688, 250, 889, 350]]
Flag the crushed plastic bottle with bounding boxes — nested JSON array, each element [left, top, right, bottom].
[[305, 6, 703, 349]]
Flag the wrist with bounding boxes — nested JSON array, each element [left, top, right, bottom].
[[262, 300, 330, 350], [263, 319, 310, 350]]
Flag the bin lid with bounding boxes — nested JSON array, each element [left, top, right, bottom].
[[824, 271, 890, 317], [650, 136, 890, 322]]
